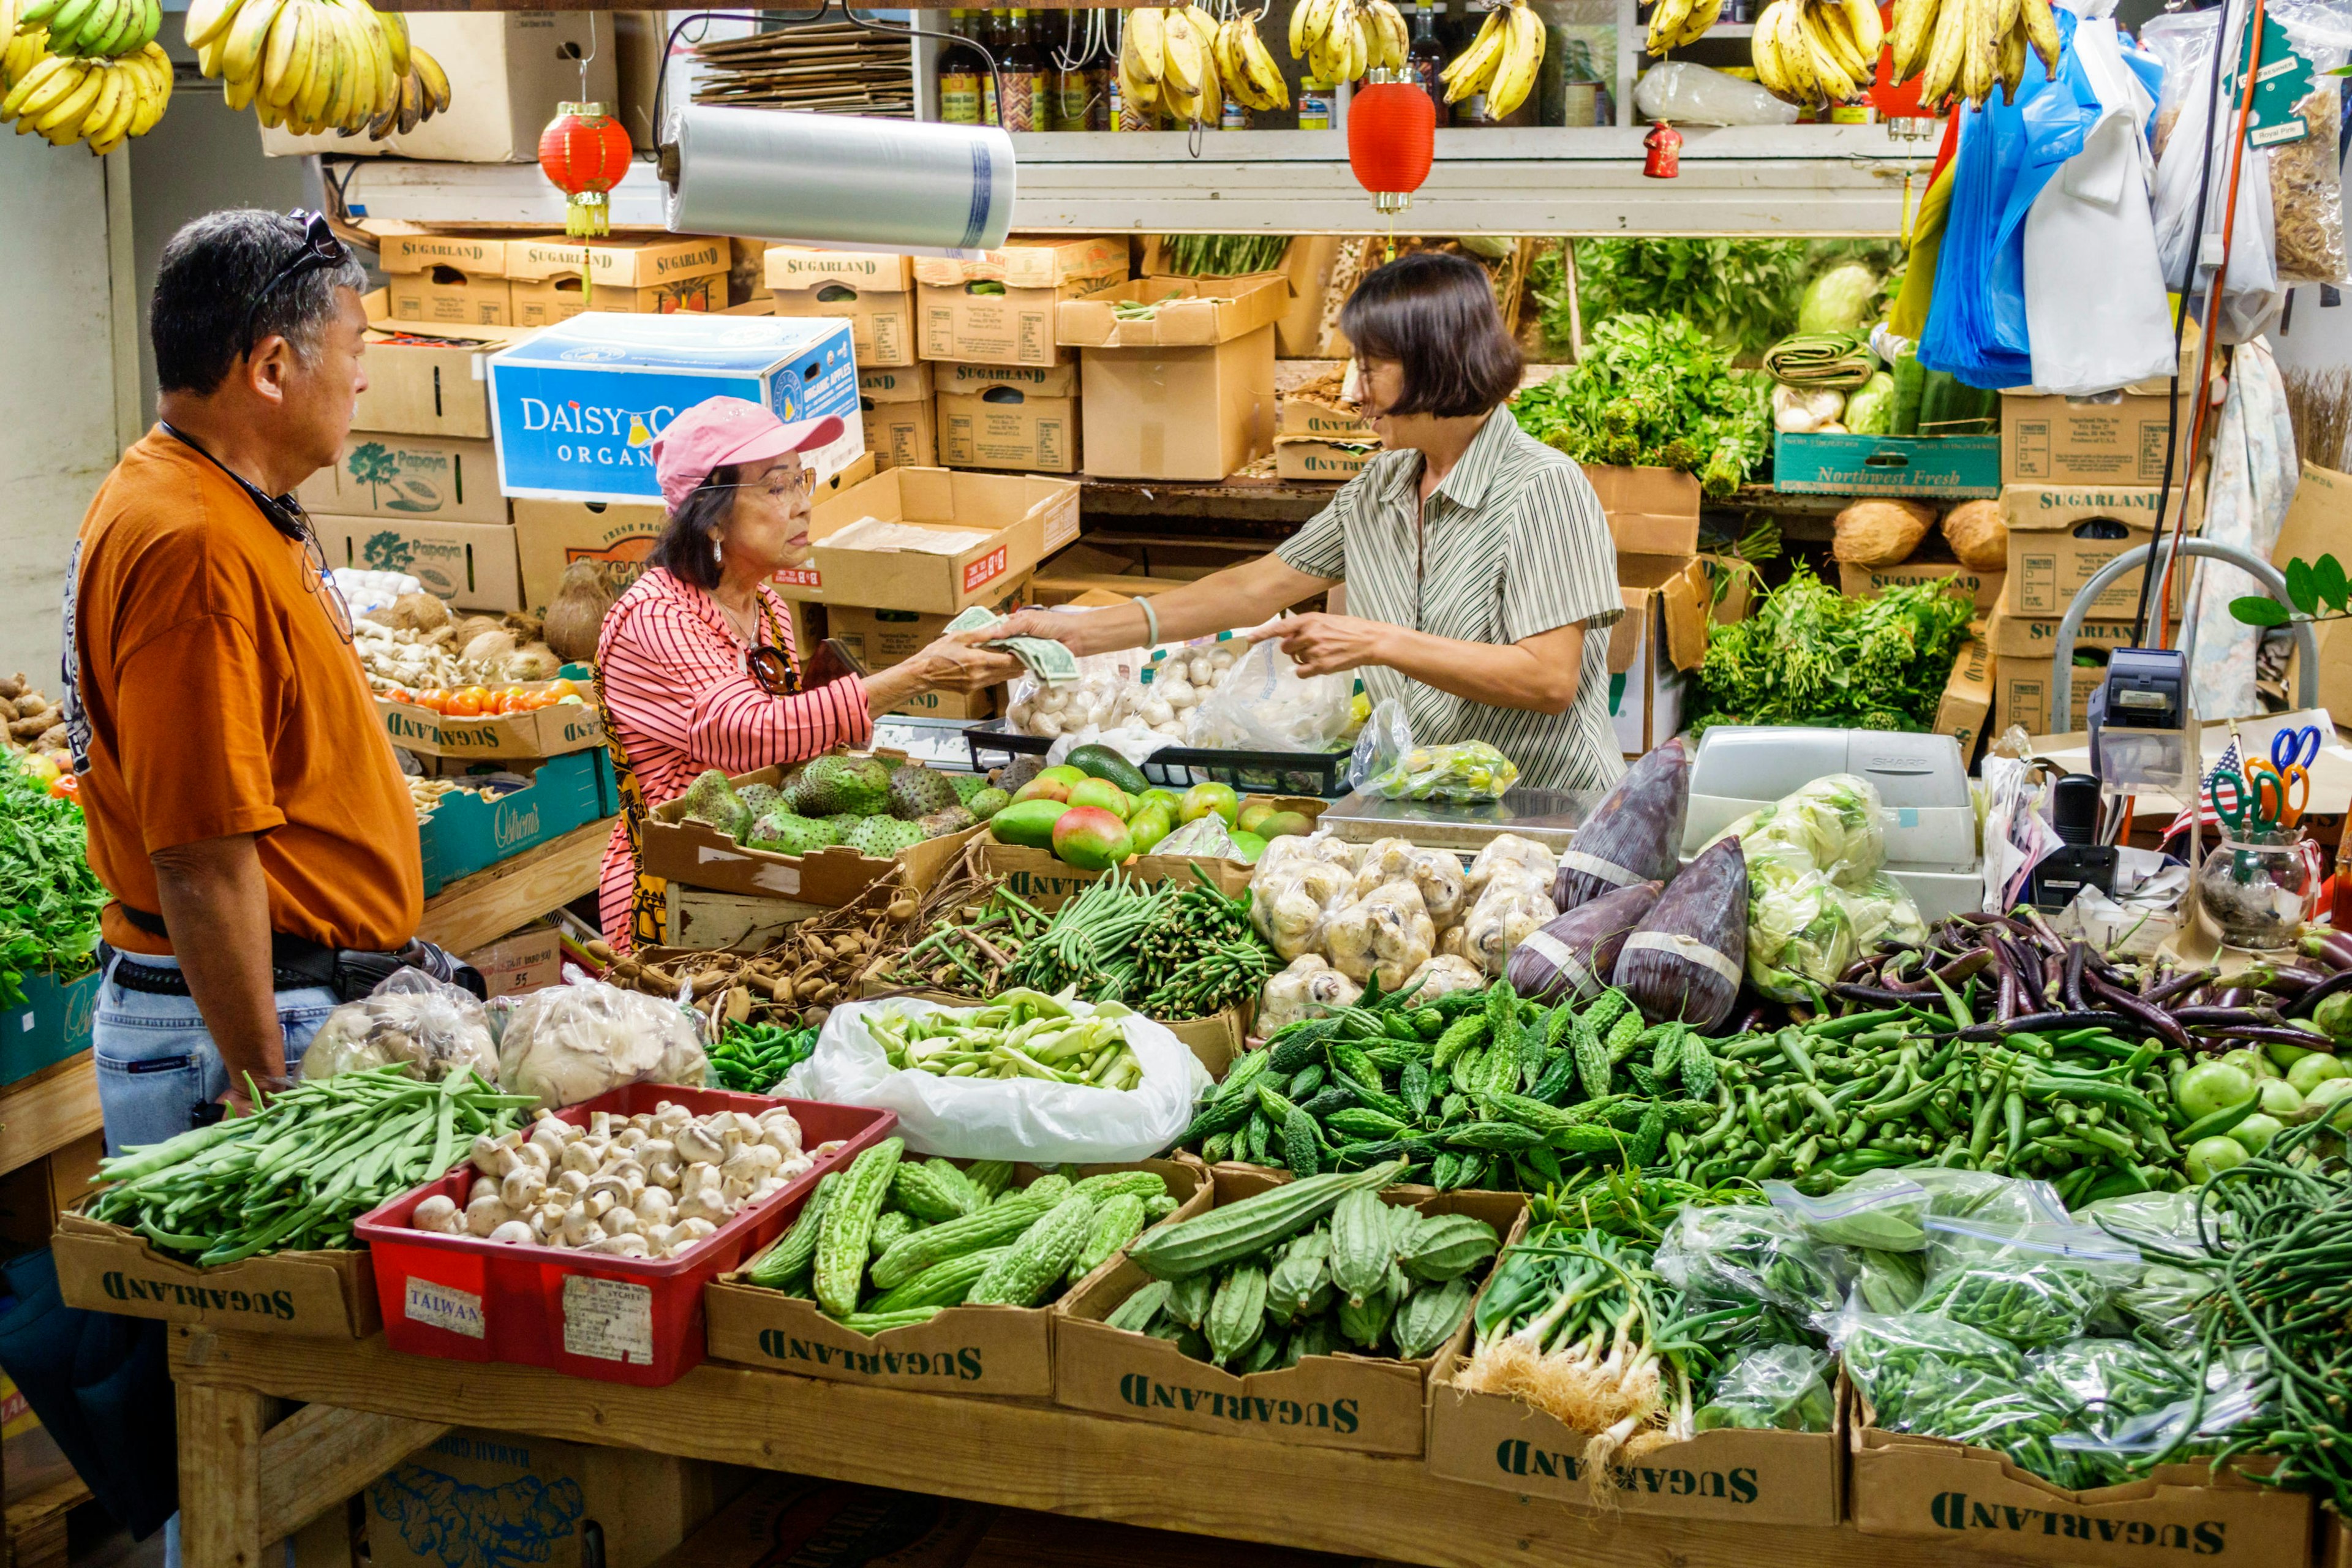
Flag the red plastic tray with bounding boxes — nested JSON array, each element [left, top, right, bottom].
[[355, 1084, 894, 1387]]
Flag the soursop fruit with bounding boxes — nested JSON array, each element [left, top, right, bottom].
[[888, 764, 961, 821], [677, 769, 750, 839], [746, 810, 831, 858], [820, 813, 862, 845], [949, 773, 991, 805], [914, 805, 977, 839], [843, 815, 925, 858], [799, 754, 891, 816], [733, 783, 783, 838], [967, 787, 1011, 821]]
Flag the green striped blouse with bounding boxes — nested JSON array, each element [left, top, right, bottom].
[[1276, 407, 1626, 794]]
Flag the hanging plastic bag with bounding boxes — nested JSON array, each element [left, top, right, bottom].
[[780, 994, 1210, 1163], [1186, 630, 1355, 753], [302, 967, 499, 1083], [2265, 48, 2349, 286], [492, 967, 709, 1109], [1694, 1345, 1837, 1432], [2146, 0, 2283, 341], [1913, 1219, 2143, 1346], [1632, 60, 1799, 125]]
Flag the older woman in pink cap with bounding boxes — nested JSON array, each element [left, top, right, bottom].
[[595, 396, 1019, 950]]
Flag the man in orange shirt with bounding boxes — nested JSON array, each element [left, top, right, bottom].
[[65, 209, 467, 1153]]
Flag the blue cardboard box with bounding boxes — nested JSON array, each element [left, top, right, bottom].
[[487, 312, 864, 507], [1772, 432, 2002, 499], [2, 968, 99, 1087], [420, 749, 614, 895]]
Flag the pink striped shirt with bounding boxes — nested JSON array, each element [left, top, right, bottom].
[[597, 567, 870, 947]]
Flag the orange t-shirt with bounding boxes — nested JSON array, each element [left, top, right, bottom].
[[69, 428, 423, 957]]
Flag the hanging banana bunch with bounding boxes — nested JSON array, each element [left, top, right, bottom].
[[1886, 0, 2058, 107], [1440, 0, 1543, 119], [183, 0, 451, 140], [1290, 0, 1404, 85], [1645, 0, 1724, 55], [1119, 5, 1226, 125], [0, 0, 171, 152], [1215, 6, 1291, 111], [1751, 0, 1898, 107]]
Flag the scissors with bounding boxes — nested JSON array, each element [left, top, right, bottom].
[[2242, 723, 2320, 827], [2213, 766, 2291, 839]]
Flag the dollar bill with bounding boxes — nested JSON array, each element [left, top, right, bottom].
[[943, 605, 1079, 685]]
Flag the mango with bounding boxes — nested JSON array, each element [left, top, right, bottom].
[[1011, 776, 1071, 805], [1038, 764, 1088, 787], [1226, 829, 1267, 864], [1053, 806, 1133, 871], [1180, 781, 1240, 826], [1066, 778, 1133, 818], [990, 799, 1070, 849], [1237, 799, 1279, 834], [1138, 788, 1183, 817], [1257, 810, 1313, 840], [1126, 805, 1174, 854]]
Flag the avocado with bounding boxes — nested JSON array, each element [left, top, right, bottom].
[[1066, 743, 1151, 797]]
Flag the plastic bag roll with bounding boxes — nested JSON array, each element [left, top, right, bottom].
[[664, 103, 1016, 253]]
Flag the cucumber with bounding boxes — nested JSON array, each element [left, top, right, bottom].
[[1891, 347, 1924, 437], [1066, 744, 1150, 796], [990, 799, 1070, 849]]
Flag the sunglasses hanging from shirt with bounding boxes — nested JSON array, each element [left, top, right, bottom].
[[179, 0, 451, 140]]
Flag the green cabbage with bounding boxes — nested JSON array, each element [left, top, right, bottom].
[[1713, 775, 1924, 1001], [1796, 262, 1880, 336], [1844, 371, 1897, 435]]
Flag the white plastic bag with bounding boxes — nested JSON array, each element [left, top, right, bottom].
[[1633, 60, 1799, 125], [780, 995, 1211, 1162], [1186, 631, 1355, 753], [2147, 1, 2284, 341], [492, 967, 710, 1109], [303, 967, 498, 1082]]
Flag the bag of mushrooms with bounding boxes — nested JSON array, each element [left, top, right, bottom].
[[408, 1101, 829, 1260]]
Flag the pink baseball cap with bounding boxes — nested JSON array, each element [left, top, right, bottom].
[[651, 396, 845, 511]]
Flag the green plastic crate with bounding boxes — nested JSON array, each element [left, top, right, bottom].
[[2, 968, 100, 1086], [1772, 432, 2002, 498]]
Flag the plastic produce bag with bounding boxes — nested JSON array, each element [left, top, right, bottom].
[[1401, 952, 1485, 1000], [302, 968, 498, 1083], [1466, 834, 1558, 898], [1352, 837, 1468, 927], [1656, 1204, 1844, 1322], [1324, 880, 1438, 990], [1839, 1246, 1930, 1313], [1765, 1172, 1932, 1251], [1913, 1219, 2142, 1346], [1257, 954, 1365, 1033], [1695, 1345, 1837, 1432], [2079, 1189, 2222, 1348], [1554, 738, 1689, 912], [1709, 773, 1888, 886], [492, 968, 709, 1109], [2147, 2, 2284, 340], [780, 995, 1210, 1162], [2268, 30, 2351, 285], [2048, 1348, 2268, 1481], [1187, 633, 1354, 753], [1248, 854, 1357, 961], [2022, 1337, 2196, 1443], [1632, 59, 1798, 125], [1461, 879, 1556, 977], [1831, 1300, 2026, 1432], [1505, 880, 1662, 1003], [1613, 834, 1747, 1029], [1907, 1166, 2073, 1227]]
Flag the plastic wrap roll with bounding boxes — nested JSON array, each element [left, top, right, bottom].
[[663, 103, 1016, 254]]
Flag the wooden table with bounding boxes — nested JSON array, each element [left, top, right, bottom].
[[0, 1053, 99, 1180], [414, 819, 613, 956], [168, 1327, 2034, 1568]]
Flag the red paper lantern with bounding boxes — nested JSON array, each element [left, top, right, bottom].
[[1348, 71, 1436, 214], [539, 101, 634, 238]]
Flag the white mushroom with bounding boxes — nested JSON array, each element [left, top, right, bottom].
[[669, 1217, 717, 1248], [488, 1220, 535, 1246], [561, 1207, 602, 1246], [677, 1188, 731, 1225], [601, 1206, 639, 1237], [561, 1139, 606, 1175], [516, 1141, 553, 1172], [655, 1102, 693, 1133], [682, 1160, 721, 1195], [470, 1129, 522, 1176], [633, 1187, 675, 1226], [584, 1189, 616, 1219], [469, 1176, 499, 1204], [465, 1194, 513, 1237], [645, 1156, 682, 1189], [583, 1234, 650, 1257], [589, 1111, 617, 1139], [413, 1194, 464, 1234], [501, 1165, 548, 1210], [615, 1127, 649, 1152], [673, 1122, 726, 1166], [556, 1169, 591, 1196]]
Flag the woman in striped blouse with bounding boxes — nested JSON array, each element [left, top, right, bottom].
[[975, 254, 1626, 794], [596, 398, 1019, 949]]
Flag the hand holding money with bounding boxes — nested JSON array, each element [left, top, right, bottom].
[[943, 604, 1080, 685]]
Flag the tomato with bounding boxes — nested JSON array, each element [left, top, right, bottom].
[[415, 690, 450, 714], [381, 687, 409, 706], [480, 690, 508, 715], [48, 771, 77, 799], [544, 679, 581, 701], [445, 693, 483, 718]]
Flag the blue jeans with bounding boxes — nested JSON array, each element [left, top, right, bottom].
[[91, 952, 339, 1156]]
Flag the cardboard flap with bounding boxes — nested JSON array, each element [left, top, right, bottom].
[[764, 246, 914, 292], [1614, 553, 1710, 673], [858, 364, 934, 402], [2001, 480, 2199, 533], [1056, 276, 1291, 348], [912, 236, 1128, 289], [1278, 392, 1378, 440]]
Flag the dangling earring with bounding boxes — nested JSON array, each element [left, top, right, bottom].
[[712, 534, 723, 568]]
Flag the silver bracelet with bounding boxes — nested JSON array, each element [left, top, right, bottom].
[[1138, 594, 1161, 649]]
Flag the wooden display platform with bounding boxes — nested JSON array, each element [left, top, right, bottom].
[[0, 1054, 99, 1180], [415, 818, 612, 956], [168, 1325, 2022, 1568]]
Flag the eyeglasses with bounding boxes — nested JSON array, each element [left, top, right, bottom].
[[288, 504, 355, 646], [239, 209, 349, 357], [705, 468, 816, 503]]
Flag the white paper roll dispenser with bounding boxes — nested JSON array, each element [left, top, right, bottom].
[[1682, 726, 1978, 873]]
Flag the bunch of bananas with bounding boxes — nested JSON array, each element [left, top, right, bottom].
[[1118, 6, 1221, 125], [1645, 0, 1724, 54], [1751, 0, 1883, 105], [0, 37, 167, 150], [1289, 0, 1406, 87], [14, 0, 157, 61], [1441, 0, 1543, 118], [1214, 7, 1290, 111], [184, 0, 450, 139], [1885, 0, 2058, 107]]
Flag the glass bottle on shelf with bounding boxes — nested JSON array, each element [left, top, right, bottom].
[[998, 7, 1047, 131], [1297, 75, 1334, 129], [978, 7, 1007, 124], [1408, 0, 1449, 124], [1558, 37, 1598, 126], [937, 10, 984, 126]]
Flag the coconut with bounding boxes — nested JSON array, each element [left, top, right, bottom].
[[1830, 500, 1935, 567], [1505, 880, 1664, 1004], [1940, 499, 2008, 571], [382, 592, 453, 632], [1554, 738, 1690, 913], [501, 644, 562, 684], [1612, 836, 1747, 1030], [543, 560, 617, 665], [461, 628, 520, 666]]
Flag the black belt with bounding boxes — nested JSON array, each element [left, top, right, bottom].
[[102, 939, 337, 997], [104, 905, 486, 1003]]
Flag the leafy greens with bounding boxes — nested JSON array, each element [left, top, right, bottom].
[[1694, 564, 1974, 734], [1509, 313, 1771, 497], [0, 761, 105, 1006], [1526, 238, 1907, 361]]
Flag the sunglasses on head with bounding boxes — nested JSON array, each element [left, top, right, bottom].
[[239, 209, 350, 357]]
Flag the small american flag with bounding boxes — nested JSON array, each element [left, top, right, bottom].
[[2162, 737, 2242, 847]]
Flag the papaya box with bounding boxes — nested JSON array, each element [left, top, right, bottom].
[[1050, 1169, 1523, 1457], [703, 1156, 1208, 1399], [51, 1208, 380, 1338]]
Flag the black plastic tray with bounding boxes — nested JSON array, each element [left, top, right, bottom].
[[962, 720, 1355, 797]]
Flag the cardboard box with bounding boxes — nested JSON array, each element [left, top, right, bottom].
[[1935, 635, 1994, 760], [2003, 484, 2197, 619], [1773, 432, 2003, 499], [767, 247, 918, 369], [1026, 538, 1242, 605], [2275, 462, 2352, 722], [1, 970, 96, 1088], [300, 434, 505, 524], [1581, 464, 1703, 557], [649, 1472, 992, 1568], [822, 595, 1016, 720], [1077, 326, 1278, 482], [390, 269, 513, 328], [1057, 275, 1292, 350], [937, 362, 1079, 474], [322, 514, 522, 612], [377, 681, 604, 762], [379, 235, 519, 276], [510, 455, 876, 609], [462, 921, 564, 998], [2003, 380, 2190, 486], [1276, 390, 1376, 442], [52, 1208, 379, 1336], [260, 12, 612, 160], [1838, 557, 2005, 616], [353, 311, 514, 440], [1611, 554, 1711, 756], [1983, 609, 2172, 739], [861, 363, 937, 470], [705, 1159, 1208, 1398], [639, 755, 983, 906], [1054, 1173, 1525, 1456], [417, 750, 612, 892], [1274, 438, 1378, 482], [367, 1429, 724, 1568], [1849, 1408, 2310, 1568], [915, 238, 1129, 368], [507, 236, 731, 320], [488, 313, 862, 507], [777, 467, 1080, 614]]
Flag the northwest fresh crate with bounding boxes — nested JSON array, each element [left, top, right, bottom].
[[418, 748, 617, 895]]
